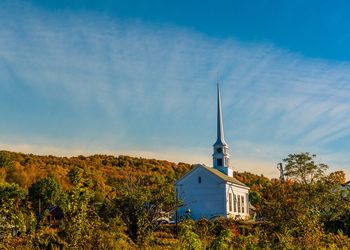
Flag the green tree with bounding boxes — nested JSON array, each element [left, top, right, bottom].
[[114, 177, 177, 245], [28, 176, 65, 215], [0, 151, 14, 168], [177, 219, 202, 250], [62, 177, 117, 249], [62, 181, 95, 248], [0, 183, 35, 241], [316, 171, 350, 234], [283, 152, 328, 184], [210, 229, 233, 250], [68, 166, 84, 185]]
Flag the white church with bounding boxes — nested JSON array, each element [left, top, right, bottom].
[[174, 84, 250, 220]]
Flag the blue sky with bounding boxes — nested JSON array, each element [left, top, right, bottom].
[[2, 0, 350, 177]]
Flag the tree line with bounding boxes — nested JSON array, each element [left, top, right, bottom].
[[1, 150, 350, 249]]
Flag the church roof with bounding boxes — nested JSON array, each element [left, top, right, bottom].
[[202, 165, 247, 187], [175, 164, 248, 188]]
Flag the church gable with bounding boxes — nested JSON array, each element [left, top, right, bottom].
[[175, 165, 227, 220], [175, 164, 227, 186], [175, 164, 248, 192]]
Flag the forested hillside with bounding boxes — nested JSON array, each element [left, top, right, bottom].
[[1, 150, 350, 249], [0, 150, 190, 190]]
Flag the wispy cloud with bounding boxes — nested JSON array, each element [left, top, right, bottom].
[[1, 1, 350, 178]]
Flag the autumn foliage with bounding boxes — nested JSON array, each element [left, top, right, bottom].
[[1, 150, 350, 249]]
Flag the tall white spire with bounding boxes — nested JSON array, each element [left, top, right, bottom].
[[214, 83, 227, 146], [212, 83, 232, 177]]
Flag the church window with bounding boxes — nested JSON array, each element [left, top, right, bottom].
[[233, 195, 237, 212], [198, 176, 201, 183], [217, 159, 223, 166], [241, 196, 245, 213], [228, 193, 233, 212], [217, 148, 222, 153], [237, 196, 241, 213]]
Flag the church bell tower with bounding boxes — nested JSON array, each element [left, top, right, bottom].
[[213, 84, 233, 177]]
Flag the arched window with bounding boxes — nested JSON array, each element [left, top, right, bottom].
[[198, 176, 201, 183], [233, 194, 237, 212], [238, 196, 241, 213], [228, 193, 233, 212], [241, 196, 245, 213]]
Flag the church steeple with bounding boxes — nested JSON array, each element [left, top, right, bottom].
[[214, 83, 227, 147], [212, 83, 232, 177]]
